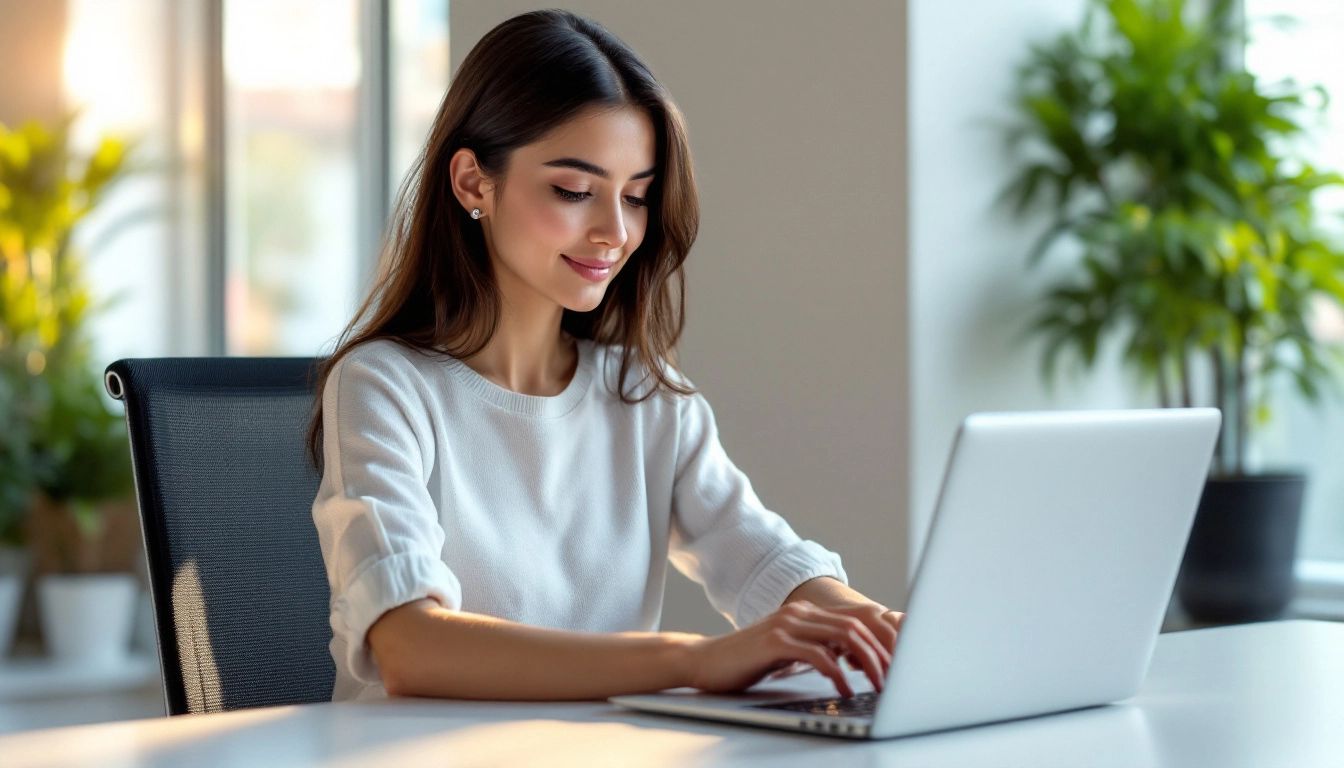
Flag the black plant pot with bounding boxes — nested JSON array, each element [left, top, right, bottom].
[[1175, 473, 1306, 624]]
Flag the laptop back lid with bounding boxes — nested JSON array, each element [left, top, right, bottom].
[[874, 408, 1220, 738]]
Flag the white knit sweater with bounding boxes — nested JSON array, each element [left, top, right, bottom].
[[311, 337, 848, 701]]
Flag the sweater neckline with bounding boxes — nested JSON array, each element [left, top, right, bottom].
[[444, 338, 594, 417]]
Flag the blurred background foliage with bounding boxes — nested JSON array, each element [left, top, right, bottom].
[[1003, 0, 1344, 475], [0, 111, 138, 550]]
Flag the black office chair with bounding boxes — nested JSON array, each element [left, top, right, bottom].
[[105, 357, 335, 715]]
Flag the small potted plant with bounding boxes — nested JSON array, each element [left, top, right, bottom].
[[1, 112, 143, 664], [1000, 0, 1344, 622]]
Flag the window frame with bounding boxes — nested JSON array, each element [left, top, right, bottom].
[[182, 0, 399, 357]]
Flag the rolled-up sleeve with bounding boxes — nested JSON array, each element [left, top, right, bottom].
[[311, 348, 461, 685], [668, 387, 848, 630]]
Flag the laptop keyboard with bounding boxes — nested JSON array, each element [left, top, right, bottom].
[[750, 690, 880, 718]]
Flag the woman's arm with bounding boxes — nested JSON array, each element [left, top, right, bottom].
[[665, 388, 851, 631], [370, 595, 893, 701], [368, 599, 703, 700]]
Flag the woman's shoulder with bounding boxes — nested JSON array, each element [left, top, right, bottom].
[[329, 337, 445, 394], [590, 339, 696, 406], [341, 336, 452, 367]]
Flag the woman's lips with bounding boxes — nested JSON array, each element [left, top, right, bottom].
[[563, 254, 614, 282]]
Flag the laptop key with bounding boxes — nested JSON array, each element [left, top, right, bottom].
[[750, 690, 880, 717]]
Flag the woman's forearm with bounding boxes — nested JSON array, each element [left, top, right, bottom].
[[368, 599, 705, 701]]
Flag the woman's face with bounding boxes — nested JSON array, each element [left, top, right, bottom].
[[478, 105, 656, 315]]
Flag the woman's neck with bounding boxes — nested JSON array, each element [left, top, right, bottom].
[[459, 317, 578, 397]]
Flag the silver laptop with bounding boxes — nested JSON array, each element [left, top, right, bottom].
[[611, 408, 1221, 740]]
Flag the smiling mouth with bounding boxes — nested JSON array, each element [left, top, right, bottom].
[[562, 255, 617, 269], [562, 254, 617, 283]]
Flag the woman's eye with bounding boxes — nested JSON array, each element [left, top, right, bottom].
[[552, 186, 648, 208], [552, 186, 589, 201]]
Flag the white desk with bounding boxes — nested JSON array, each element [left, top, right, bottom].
[[1, 619, 1340, 767]]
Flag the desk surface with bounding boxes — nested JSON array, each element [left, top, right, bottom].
[[2, 619, 1340, 768]]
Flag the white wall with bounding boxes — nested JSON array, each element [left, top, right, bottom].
[[908, 0, 1144, 570], [451, 1, 910, 634]]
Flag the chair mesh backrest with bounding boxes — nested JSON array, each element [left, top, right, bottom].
[[105, 357, 335, 715]]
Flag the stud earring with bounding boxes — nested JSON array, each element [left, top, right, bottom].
[[470, 208, 482, 219]]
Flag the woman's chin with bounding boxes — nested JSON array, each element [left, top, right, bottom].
[[564, 294, 606, 313], [558, 282, 615, 313]]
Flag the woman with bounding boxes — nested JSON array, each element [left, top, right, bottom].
[[308, 8, 903, 704]]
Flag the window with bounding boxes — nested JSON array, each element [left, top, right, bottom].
[[61, 0, 450, 361], [391, 0, 451, 194], [62, 0, 176, 362], [1243, 1, 1344, 565], [223, 0, 363, 355]]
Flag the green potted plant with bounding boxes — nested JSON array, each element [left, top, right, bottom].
[[1001, 0, 1344, 622], [0, 111, 142, 663]]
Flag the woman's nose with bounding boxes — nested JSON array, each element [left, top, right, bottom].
[[590, 198, 628, 250]]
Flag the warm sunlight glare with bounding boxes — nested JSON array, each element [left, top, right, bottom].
[[61, 0, 158, 133], [224, 0, 360, 90]]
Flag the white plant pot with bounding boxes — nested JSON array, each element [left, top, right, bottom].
[[0, 574, 20, 659], [38, 573, 139, 666]]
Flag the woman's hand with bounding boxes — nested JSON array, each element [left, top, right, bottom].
[[782, 577, 905, 657], [684, 599, 896, 699]]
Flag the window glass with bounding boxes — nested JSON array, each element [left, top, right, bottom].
[[391, 0, 451, 204], [223, 0, 362, 355], [62, 0, 174, 362], [1244, 1, 1344, 561]]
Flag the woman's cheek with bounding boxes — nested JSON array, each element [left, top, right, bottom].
[[533, 200, 583, 241], [627, 218, 647, 253]]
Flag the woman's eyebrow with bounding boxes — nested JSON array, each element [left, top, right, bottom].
[[543, 157, 656, 180]]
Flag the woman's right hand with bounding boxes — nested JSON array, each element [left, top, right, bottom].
[[683, 600, 892, 699]]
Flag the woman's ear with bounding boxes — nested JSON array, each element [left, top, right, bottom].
[[448, 147, 496, 217]]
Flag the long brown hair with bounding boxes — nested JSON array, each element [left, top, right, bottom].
[[306, 9, 700, 469]]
